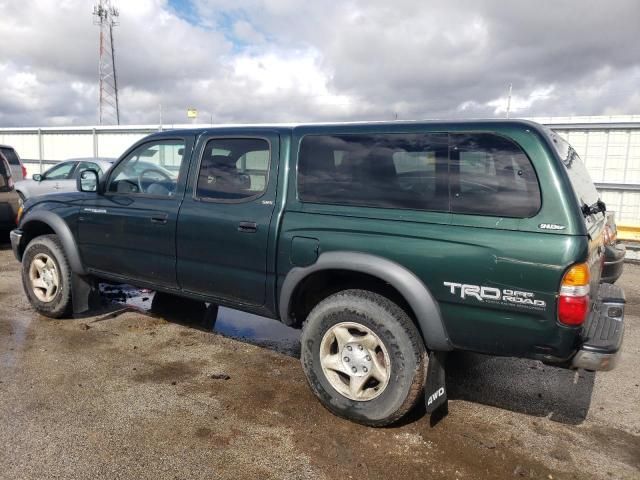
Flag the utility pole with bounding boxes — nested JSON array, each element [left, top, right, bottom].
[[506, 83, 513, 119], [93, 1, 120, 125]]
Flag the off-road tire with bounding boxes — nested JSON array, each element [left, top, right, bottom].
[[21, 234, 72, 318], [301, 289, 427, 427]]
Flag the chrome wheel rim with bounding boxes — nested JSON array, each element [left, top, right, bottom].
[[29, 253, 60, 303], [319, 321, 391, 401]]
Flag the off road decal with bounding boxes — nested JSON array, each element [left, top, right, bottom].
[[443, 282, 546, 310]]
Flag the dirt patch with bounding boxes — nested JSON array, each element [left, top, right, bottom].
[[132, 360, 204, 384]]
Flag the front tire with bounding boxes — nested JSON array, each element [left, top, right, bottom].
[[21, 234, 72, 318], [301, 289, 427, 426]]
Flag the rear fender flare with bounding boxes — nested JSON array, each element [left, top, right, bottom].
[[279, 251, 452, 351]]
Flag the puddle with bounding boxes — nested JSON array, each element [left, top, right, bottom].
[[99, 284, 301, 357], [0, 311, 34, 370]]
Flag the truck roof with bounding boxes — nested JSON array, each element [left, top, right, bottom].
[[145, 118, 547, 138]]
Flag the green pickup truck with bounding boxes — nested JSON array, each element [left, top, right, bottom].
[[10, 120, 625, 426]]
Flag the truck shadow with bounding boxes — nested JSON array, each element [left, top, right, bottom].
[[102, 285, 594, 426], [446, 351, 594, 425]]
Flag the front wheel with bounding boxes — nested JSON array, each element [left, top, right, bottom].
[[21, 234, 72, 318], [301, 289, 427, 426]]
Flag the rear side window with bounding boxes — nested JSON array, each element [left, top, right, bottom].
[[298, 133, 449, 211], [196, 138, 270, 201], [547, 130, 599, 208], [0, 147, 20, 165], [450, 134, 541, 217]]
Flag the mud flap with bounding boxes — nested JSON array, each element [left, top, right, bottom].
[[71, 274, 101, 315], [425, 351, 448, 418]]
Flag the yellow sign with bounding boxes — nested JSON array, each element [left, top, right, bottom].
[[187, 108, 198, 119]]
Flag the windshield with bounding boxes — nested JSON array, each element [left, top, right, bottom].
[[546, 129, 600, 207]]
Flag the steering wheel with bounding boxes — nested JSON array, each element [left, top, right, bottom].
[[137, 168, 172, 193]]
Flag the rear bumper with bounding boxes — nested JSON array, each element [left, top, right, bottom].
[[601, 243, 626, 284], [10, 228, 23, 261], [571, 283, 625, 371]]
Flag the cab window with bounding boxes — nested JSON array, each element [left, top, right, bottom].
[[196, 138, 270, 201], [108, 140, 185, 196]]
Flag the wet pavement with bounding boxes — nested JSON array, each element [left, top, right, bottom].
[[1, 236, 639, 479], [100, 284, 301, 357]]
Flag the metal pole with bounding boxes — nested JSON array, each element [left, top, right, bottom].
[[92, 128, 98, 158], [506, 83, 513, 119], [37, 128, 43, 173]]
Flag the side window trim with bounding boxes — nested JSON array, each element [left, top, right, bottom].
[[105, 137, 188, 199], [192, 135, 272, 204]]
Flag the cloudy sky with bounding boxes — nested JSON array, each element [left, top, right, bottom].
[[0, 0, 639, 127]]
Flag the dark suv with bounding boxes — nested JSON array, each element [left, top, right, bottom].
[[10, 120, 626, 426]]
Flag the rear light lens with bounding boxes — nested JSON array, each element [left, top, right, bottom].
[[558, 296, 590, 326], [558, 263, 590, 326], [21, 164, 27, 178]]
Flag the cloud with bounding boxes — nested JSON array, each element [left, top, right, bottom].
[[0, 0, 638, 126]]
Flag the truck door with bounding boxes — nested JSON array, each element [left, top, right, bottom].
[[176, 133, 279, 306], [78, 137, 192, 288]]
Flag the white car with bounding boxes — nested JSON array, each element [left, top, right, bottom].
[[15, 158, 115, 202]]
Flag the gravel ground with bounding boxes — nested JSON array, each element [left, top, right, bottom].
[[0, 238, 638, 479]]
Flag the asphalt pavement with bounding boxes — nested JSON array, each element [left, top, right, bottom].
[[0, 238, 638, 479]]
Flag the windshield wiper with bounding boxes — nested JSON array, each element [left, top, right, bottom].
[[581, 199, 606, 216]]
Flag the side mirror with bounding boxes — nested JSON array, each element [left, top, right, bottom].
[[77, 169, 100, 193], [32, 173, 42, 182]]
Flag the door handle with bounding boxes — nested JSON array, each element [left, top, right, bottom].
[[237, 221, 257, 233], [150, 213, 168, 224]]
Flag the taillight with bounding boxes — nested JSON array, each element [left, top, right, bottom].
[[558, 263, 590, 326], [21, 164, 27, 178]]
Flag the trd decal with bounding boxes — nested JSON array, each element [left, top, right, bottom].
[[443, 282, 546, 310]]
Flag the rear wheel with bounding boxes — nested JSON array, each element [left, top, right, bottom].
[[21, 234, 72, 318], [301, 289, 427, 426]]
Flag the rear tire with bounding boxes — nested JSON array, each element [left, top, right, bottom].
[[301, 289, 427, 426], [21, 234, 72, 318]]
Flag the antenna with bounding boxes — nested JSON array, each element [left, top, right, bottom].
[[93, 1, 120, 125]]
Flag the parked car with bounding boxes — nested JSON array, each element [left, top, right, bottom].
[[0, 153, 19, 228], [9, 120, 626, 427], [601, 211, 625, 283], [0, 144, 27, 181], [15, 158, 115, 202]]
